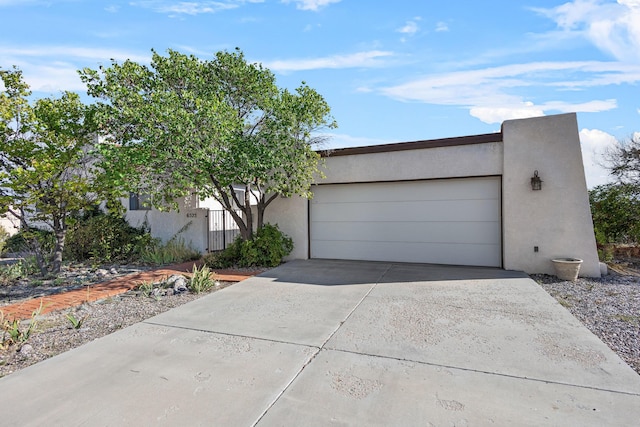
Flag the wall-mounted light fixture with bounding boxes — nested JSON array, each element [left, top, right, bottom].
[[531, 170, 542, 191]]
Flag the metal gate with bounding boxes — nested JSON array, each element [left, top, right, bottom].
[[207, 209, 242, 252]]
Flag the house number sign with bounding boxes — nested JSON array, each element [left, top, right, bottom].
[[186, 213, 197, 218]]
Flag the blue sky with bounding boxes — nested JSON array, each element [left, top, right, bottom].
[[2, 0, 639, 188]]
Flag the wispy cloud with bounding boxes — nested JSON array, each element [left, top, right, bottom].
[[0, 45, 151, 92], [264, 50, 394, 72], [397, 18, 420, 35], [320, 132, 394, 149], [280, 0, 341, 11], [382, 60, 630, 124], [534, 0, 640, 62], [132, 0, 264, 15], [0, 46, 150, 63], [435, 21, 449, 32]]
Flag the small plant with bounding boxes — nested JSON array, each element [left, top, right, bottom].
[[66, 312, 89, 329], [0, 302, 42, 349], [188, 264, 216, 294], [137, 280, 155, 297]]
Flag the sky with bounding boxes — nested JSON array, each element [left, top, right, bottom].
[[1, 0, 640, 188]]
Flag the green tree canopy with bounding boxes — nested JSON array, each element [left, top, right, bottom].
[[0, 67, 100, 274], [80, 48, 337, 240], [589, 183, 640, 244]]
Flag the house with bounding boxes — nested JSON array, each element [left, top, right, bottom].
[[262, 113, 601, 277]]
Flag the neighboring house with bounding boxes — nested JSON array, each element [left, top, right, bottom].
[[263, 113, 601, 277], [0, 212, 20, 236], [124, 188, 246, 254]]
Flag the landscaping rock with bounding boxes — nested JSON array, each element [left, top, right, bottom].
[[167, 275, 189, 294]]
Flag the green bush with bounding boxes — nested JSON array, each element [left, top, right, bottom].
[[4, 228, 55, 257], [204, 224, 293, 268], [590, 183, 640, 244], [0, 225, 9, 256], [63, 213, 153, 263]]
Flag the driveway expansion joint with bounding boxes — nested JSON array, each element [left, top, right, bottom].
[[321, 347, 640, 397]]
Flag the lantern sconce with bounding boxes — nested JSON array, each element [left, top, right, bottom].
[[531, 170, 543, 191]]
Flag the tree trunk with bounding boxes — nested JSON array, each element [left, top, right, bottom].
[[243, 189, 253, 240], [50, 217, 65, 275]]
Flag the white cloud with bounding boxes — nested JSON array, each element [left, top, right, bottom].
[[264, 50, 393, 72], [579, 128, 617, 188], [397, 20, 419, 35], [0, 45, 151, 93], [132, 0, 264, 15], [280, 0, 340, 11], [435, 21, 449, 32], [0, 46, 150, 63], [105, 4, 120, 13], [470, 104, 545, 124], [381, 61, 625, 124], [534, 0, 640, 62], [320, 133, 394, 149]]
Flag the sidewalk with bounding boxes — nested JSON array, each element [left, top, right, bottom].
[[0, 261, 260, 320]]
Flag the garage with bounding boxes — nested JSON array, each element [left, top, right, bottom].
[[309, 176, 502, 267]]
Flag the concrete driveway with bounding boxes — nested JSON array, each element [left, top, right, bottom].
[[1, 259, 639, 426]]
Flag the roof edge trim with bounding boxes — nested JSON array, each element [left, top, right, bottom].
[[318, 132, 503, 157]]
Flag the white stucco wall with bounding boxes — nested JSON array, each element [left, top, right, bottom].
[[502, 113, 600, 277], [321, 142, 503, 183], [262, 196, 309, 260], [124, 195, 210, 254]]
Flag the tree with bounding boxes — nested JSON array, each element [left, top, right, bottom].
[[80, 48, 336, 240], [0, 67, 100, 275], [605, 133, 640, 185], [589, 183, 640, 244]]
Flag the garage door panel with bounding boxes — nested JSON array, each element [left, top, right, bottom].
[[311, 221, 501, 245], [310, 177, 502, 267], [312, 240, 502, 267], [313, 179, 499, 204], [312, 199, 499, 223]]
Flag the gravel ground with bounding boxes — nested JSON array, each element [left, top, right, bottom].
[[0, 282, 233, 378], [533, 271, 640, 375]]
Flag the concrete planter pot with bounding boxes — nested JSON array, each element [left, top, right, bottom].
[[551, 258, 583, 281]]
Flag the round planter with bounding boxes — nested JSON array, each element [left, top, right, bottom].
[[552, 258, 583, 281]]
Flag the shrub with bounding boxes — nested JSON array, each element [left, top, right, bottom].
[[0, 225, 9, 256], [204, 223, 293, 268], [589, 183, 640, 244], [188, 264, 216, 294], [4, 228, 55, 254], [140, 237, 201, 265], [64, 213, 153, 263]]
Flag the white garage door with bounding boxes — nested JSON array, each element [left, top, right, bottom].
[[310, 177, 502, 267]]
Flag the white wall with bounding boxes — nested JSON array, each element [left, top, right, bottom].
[[125, 195, 210, 254], [502, 113, 600, 277]]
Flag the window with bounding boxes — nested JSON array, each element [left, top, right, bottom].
[[129, 193, 151, 210]]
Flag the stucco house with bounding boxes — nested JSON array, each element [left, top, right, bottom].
[[263, 113, 601, 277], [131, 113, 600, 277]]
